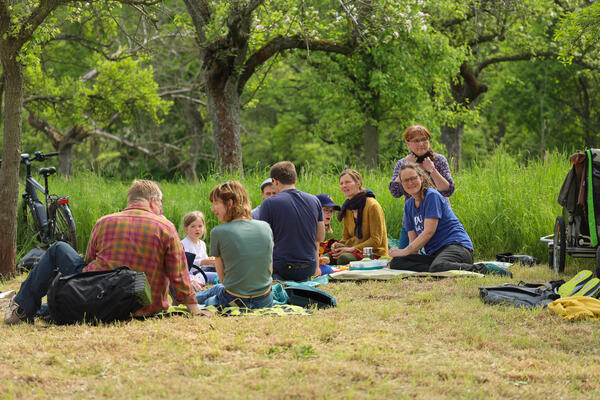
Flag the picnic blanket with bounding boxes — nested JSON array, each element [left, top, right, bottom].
[[328, 268, 484, 281], [153, 304, 313, 318]]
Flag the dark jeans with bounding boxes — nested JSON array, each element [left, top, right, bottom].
[[195, 284, 273, 309], [273, 263, 316, 282], [14, 241, 86, 318], [389, 244, 484, 273]]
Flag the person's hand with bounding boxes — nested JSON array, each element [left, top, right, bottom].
[[332, 246, 354, 257], [199, 257, 215, 266], [421, 157, 435, 173], [319, 255, 330, 266], [186, 303, 208, 316], [189, 274, 205, 291], [406, 153, 417, 163], [389, 247, 410, 258]]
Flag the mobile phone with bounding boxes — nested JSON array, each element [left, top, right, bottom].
[[229, 298, 247, 308]]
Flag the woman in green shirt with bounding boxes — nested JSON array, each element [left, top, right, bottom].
[[195, 181, 274, 309]]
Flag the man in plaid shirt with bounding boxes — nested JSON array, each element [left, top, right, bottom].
[[6, 180, 201, 324]]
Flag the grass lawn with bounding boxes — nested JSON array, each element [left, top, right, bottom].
[[1, 262, 599, 399]]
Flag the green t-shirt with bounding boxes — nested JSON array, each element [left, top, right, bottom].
[[210, 219, 273, 296]]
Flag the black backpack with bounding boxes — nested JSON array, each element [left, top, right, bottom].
[[479, 280, 564, 309], [284, 285, 337, 309], [16, 247, 46, 272], [47, 266, 151, 324]]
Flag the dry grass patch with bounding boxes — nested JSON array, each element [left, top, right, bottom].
[[2, 264, 600, 399]]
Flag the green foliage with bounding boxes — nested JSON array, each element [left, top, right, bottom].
[[555, 2, 600, 64]]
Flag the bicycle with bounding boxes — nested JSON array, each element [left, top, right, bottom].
[[8, 151, 78, 251]]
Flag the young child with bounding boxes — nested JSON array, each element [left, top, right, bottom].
[[181, 211, 217, 286]]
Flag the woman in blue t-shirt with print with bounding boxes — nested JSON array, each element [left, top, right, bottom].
[[388, 163, 511, 276]]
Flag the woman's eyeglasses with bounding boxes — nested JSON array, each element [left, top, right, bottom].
[[401, 176, 420, 184], [407, 138, 429, 144]]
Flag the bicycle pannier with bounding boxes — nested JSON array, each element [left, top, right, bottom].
[[47, 266, 151, 324]]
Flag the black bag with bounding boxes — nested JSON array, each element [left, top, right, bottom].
[[47, 266, 151, 324], [495, 252, 539, 266], [284, 285, 337, 309], [479, 280, 564, 309], [16, 247, 46, 272]]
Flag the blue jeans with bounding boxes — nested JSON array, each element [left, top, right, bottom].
[[14, 242, 86, 318], [195, 284, 273, 309]]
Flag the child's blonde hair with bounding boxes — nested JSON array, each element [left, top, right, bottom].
[[183, 211, 207, 239]]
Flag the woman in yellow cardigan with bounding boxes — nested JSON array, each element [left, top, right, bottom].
[[330, 169, 388, 265]]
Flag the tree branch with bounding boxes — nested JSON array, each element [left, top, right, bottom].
[[239, 35, 357, 93], [90, 129, 154, 156]]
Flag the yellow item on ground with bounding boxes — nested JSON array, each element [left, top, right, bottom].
[[548, 296, 600, 320]]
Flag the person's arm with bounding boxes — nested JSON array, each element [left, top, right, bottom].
[[389, 159, 407, 198], [214, 256, 225, 283], [84, 222, 100, 264], [166, 237, 199, 306], [316, 220, 326, 243], [390, 218, 438, 257], [427, 155, 455, 197]]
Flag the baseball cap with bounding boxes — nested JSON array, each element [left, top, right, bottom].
[[260, 178, 273, 191], [316, 193, 340, 210]]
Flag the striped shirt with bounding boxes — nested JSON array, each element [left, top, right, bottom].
[[85, 203, 197, 315]]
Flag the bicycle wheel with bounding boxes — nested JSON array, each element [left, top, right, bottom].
[[50, 202, 78, 251]]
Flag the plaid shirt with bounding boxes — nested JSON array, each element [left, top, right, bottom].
[[84, 203, 197, 315]]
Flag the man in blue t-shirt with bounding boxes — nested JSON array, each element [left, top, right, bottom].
[[258, 161, 325, 281]]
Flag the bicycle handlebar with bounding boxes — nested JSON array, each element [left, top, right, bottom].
[[0, 151, 58, 166]]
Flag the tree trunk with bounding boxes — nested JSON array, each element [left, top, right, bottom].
[[363, 120, 379, 170], [181, 102, 205, 182], [0, 57, 24, 277], [57, 141, 74, 176], [440, 123, 463, 172], [206, 73, 243, 174]]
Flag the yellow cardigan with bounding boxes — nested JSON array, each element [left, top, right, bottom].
[[340, 197, 388, 257]]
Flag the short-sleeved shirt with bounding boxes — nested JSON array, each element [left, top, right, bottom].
[[404, 189, 473, 255], [258, 189, 323, 273], [181, 237, 208, 267], [210, 219, 273, 297], [85, 204, 197, 316]]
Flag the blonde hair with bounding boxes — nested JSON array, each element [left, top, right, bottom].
[[399, 163, 434, 201], [209, 180, 251, 222], [183, 211, 207, 239], [339, 169, 363, 190], [127, 180, 162, 205]]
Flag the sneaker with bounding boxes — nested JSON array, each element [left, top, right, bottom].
[[4, 298, 29, 325], [558, 270, 593, 297], [482, 263, 513, 278], [571, 277, 600, 298]]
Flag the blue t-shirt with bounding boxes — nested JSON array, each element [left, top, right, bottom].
[[258, 189, 323, 273], [404, 188, 473, 255]]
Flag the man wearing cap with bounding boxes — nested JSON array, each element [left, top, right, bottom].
[[251, 178, 276, 219], [257, 161, 325, 281]]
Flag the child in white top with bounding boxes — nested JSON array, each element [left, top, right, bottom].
[[182, 211, 217, 285]]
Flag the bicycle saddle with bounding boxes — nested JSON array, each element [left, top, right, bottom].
[[39, 167, 56, 176]]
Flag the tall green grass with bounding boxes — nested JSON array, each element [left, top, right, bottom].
[[18, 150, 568, 262]]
